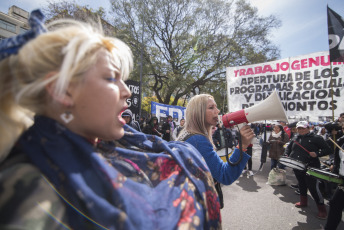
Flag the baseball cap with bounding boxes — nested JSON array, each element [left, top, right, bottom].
[[296, 121, 309, 128]]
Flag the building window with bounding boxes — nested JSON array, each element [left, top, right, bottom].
[[20, 27, 28, 34], [0, 19, 16, 33]]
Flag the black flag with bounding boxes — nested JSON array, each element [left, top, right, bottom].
[[327, 6, 344, 62], [125, 80, 141, 121]]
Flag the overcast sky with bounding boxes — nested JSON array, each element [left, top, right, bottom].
[[1, 0, 344, 60]]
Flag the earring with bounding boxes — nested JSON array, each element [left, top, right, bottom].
[[60, 111, 74, 124]]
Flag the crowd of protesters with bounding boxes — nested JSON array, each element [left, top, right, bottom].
[[139, 111, 344, 227], [1, 8, 344, 229]]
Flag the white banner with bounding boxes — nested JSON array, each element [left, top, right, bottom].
[[226, 51, 344, 120]]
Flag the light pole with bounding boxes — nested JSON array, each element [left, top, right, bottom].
[[138, 16, 145, 118]]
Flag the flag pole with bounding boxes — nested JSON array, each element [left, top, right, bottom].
[[330, 61, 336, 153], [330, 62, 335, 121]]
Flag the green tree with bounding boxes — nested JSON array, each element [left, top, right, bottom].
[[110, 0, 281, 106], [44, 1, 114, 36], [141, 96, 159, 114]]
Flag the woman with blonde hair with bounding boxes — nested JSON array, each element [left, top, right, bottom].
[[0, 10, 221, 229], [177, 94, 254, 185]]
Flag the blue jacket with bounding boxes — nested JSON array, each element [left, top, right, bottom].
[[185, 134, 250, 185]]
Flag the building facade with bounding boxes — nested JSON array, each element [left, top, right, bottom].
[[0, 6, 29, 40]]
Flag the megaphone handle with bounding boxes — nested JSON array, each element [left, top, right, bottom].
[[236, 122, 246, 130]]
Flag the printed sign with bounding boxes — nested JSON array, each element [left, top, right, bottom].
[[151, 101, 186, 122], [125, 80, 141, 121], [226, 51, 344, 120]]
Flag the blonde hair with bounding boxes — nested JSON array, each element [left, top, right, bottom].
[[180, 94, 215, 146], [0, 19, 133, 161]]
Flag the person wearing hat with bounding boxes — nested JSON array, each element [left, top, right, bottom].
[[121, 109, 141, 131], [284, 120, 332, 219]]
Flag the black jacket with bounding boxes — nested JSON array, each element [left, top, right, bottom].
[[161, 121, 176, 141], [284, 132, 331, 168], [212, 127, 234, 149], [142, 117, 161, 137]]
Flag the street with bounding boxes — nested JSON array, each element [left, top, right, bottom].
[[218, 138, 344, 230]]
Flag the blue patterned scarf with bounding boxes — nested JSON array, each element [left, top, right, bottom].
[[19, 116, 221, 229]]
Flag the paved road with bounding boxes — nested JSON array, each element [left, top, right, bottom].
[[218, 139, 344, 230]]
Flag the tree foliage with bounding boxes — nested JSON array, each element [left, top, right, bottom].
[[43, 1, 114, 36], [141, 96, 159, 114], [109, 0, 281, 106], [42, 0, 281, 110]]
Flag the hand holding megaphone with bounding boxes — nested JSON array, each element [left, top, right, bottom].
[[239, 125, 255, 150]]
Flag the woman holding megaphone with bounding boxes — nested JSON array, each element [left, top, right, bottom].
[[177, 94, 254, 185]]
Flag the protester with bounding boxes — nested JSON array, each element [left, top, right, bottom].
[[253, 123, 261, 137], [228, 128, 238, 147], [121, 109, 141, 131], [284, 121, 332, 219], [279, 120, 291, 138], [268, 124, 289, 170], [172, 118, 185, 140], [243, 143, 254, 176], [176, 94, 253, 210], [142, 116, 162, 137], [177, 94, 254, 185], [161, 115, 176, 141], [318, 127, 329, 140], [0, 11, 221, 229], [139, 116, 146, 130], [325, 113, 344, 156], [286, 121, 300, 192], [324, 140, 344, 230], [212, 122, 234, 150]]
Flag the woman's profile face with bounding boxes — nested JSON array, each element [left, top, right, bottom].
[[68, 49, 131, 141], [205, 98, 220, 128]]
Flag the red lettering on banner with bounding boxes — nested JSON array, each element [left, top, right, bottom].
[[246, 68, 254, 75], [309, 57, 319, 67], [255, 66, 262, 74], [263, 65, 273, 73], [231, 55, 332, 77], [321, 55, 330, 66], [273, 64, 280, 72], [280, 62, 289, 71], [301, 59, 308, 68], [291, 61, 300, 70]]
